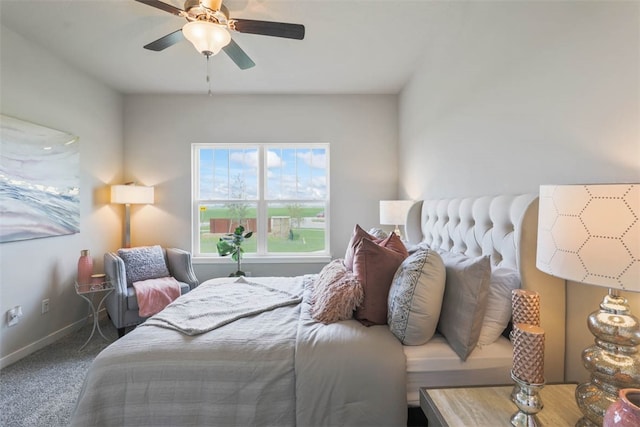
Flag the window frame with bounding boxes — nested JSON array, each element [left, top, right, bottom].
[[191, 143, 331, 263]]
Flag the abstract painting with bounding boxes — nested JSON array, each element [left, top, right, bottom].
[[0, 114, 80, 243]]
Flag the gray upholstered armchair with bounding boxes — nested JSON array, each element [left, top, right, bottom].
[[104, 246, 199, 337]]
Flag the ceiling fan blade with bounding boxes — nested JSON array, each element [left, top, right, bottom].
[[223, 39, 256, 70], [134, 0, 183, 16], [144, 29, 184, 51], [233, 19, 305, 40]]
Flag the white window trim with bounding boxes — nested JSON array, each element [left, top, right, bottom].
[[191, 143, 330, 262]]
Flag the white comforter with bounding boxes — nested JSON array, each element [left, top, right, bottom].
[[71, 275, 407, 427]]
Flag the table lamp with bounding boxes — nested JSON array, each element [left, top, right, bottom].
[[536, 183, 640, 426], [111, 183, 154, 248], [379, 200, 413, 240]]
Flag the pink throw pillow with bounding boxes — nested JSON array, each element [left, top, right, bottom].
[[344, 225, 383, 271], [379, 232, 409, 259], [310, 259, 364, 324], [344, 224, 408, 271], [353, 238, 407, 326]]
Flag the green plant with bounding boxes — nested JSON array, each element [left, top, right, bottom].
[[217, 225, 253, 277]]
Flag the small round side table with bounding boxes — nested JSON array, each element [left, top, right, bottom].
[[74, 280, 114, 350]]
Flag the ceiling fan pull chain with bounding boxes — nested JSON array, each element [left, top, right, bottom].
[[206, 54, 213, 96]]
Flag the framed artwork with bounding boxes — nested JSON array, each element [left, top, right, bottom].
[[0, 114, 80, 243]]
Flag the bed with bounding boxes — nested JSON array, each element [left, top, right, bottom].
[[71, 193, 566, 426], [402, 194, 566, 406]]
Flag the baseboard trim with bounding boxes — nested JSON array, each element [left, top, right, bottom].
[[0, 312, 106, 369]]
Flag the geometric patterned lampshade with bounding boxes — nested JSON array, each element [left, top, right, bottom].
[[537, 183, 640, 426], [537, 183, 639, 292]]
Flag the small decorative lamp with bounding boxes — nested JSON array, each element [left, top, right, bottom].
[[536, 184, 640, 426], [379, 200, 413, 239], [111, 183, 154, 248]]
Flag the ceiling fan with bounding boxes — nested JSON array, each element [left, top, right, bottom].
[[135, 0, 305, 70]]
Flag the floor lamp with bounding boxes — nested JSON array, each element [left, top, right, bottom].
[[536, 183, 640, 426], [111, 184, 154, 248]]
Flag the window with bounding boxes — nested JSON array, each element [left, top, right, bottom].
[[192, 143, 329, 259]]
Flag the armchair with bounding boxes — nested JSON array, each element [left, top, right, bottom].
[[104, 246, 199, 337]]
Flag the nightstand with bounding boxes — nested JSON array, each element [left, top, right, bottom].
[[75, 280, 114, 350], [420, 383, 582, 426]]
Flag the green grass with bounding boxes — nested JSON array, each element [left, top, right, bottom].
[[198, 205, 326, 254], [198, 206, 324, 221], [200, 228, 325, 254]]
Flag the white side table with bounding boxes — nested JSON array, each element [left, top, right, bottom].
[[74, 280, 114, 350]]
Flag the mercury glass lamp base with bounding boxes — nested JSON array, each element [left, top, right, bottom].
[[575, 416, 598, 427], [575, 290, 640, 427]]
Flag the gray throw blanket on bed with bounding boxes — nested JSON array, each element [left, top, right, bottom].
[[142, 277, 302, 335]]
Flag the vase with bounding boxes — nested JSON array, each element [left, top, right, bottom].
[[77, 249, 93, 285], [603, 388, 640, 427]]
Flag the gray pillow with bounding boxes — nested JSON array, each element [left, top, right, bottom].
[[437, 252, 492, 360], [477, 267, 521, 346], [388, 249, 446, 345], [118, 245, 170, 285]]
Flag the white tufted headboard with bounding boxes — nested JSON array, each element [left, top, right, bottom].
[[405, 194, 566, 383]]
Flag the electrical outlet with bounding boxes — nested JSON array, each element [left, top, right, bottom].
[[41, 299, 50, 314], [7, 305, 23, 326]]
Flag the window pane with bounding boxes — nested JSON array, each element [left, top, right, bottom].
[[266, 147, 327, 200], [199, 148, 258, 200], [266, 202, 326, 253], [194, 144, 329, 258], [198, 202, 257, 254]]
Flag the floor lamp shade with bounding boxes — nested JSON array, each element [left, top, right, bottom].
[[536, 183, 640, 427], [111, 185, 154, 205], [111, 184, 154, 248]]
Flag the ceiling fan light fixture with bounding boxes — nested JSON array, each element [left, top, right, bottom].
[[182, 20, 231, 56]]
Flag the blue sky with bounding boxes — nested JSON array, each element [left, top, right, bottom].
[[198, 146, 327, 201]]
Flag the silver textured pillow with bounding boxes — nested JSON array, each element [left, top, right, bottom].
[[367, 228, 388, 239], [118, 245, 170, 285], [388, 249, 446, 345], [437, 252, 491, 360]]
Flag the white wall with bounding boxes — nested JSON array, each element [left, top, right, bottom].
[[3, 0, 637, 381], [0, 26, 124, 367], [123, 94, 398, 278], [398, 1, 640, 383]]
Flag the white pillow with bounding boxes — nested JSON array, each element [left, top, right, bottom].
[[477, 267, 521, 345], [387, 249, 446, 345]]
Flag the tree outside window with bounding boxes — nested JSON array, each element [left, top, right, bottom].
[[192, 144, 329, 258]]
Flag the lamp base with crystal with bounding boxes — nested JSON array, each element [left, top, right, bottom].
[[393, 225, 403, 241], [575, 290, 640, 427]]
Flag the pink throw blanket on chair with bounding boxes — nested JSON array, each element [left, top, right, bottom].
[[133, 276, 182, 317]]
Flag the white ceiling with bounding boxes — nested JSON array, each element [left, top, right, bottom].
[[0, 0, 460, 95]]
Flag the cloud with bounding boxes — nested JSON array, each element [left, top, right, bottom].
[[230, 150, 283, 168], [297, 151, 326, 169], [230, 150, 258, 168]]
